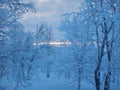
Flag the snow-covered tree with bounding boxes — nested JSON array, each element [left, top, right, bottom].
[[7, 24, 35, 90], [77, 0, 120, 90], [35, 23, 54, 78], [59, 0, 120, 90], [59, 12, 89, 90], [0, 0, 34, 89]]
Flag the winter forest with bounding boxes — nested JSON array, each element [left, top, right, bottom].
[[0, 0, 120, 90]]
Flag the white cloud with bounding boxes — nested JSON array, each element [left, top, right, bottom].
[[38, 0, 49, 2], [19, 0, 81, 40]]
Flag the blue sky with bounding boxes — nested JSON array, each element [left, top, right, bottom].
[[19, 0, 80, 40]]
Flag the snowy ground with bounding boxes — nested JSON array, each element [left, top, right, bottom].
[[20, 78, 75, 90], [6, 74, 94, 90], [7, 75, 75, 90], [5, 74, 119, 90]]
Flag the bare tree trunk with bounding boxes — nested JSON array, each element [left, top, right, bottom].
[[46, 65, 50, 78], [77, 68, 81, 90], [94, 25, 104, 90], [94, 66, 100, 90], [46, 70, 50, 78], [65, 71, 70, 79], [104, 71, 111, 90], [104, 49, 112, 90], [15, 83, 19, 90]]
